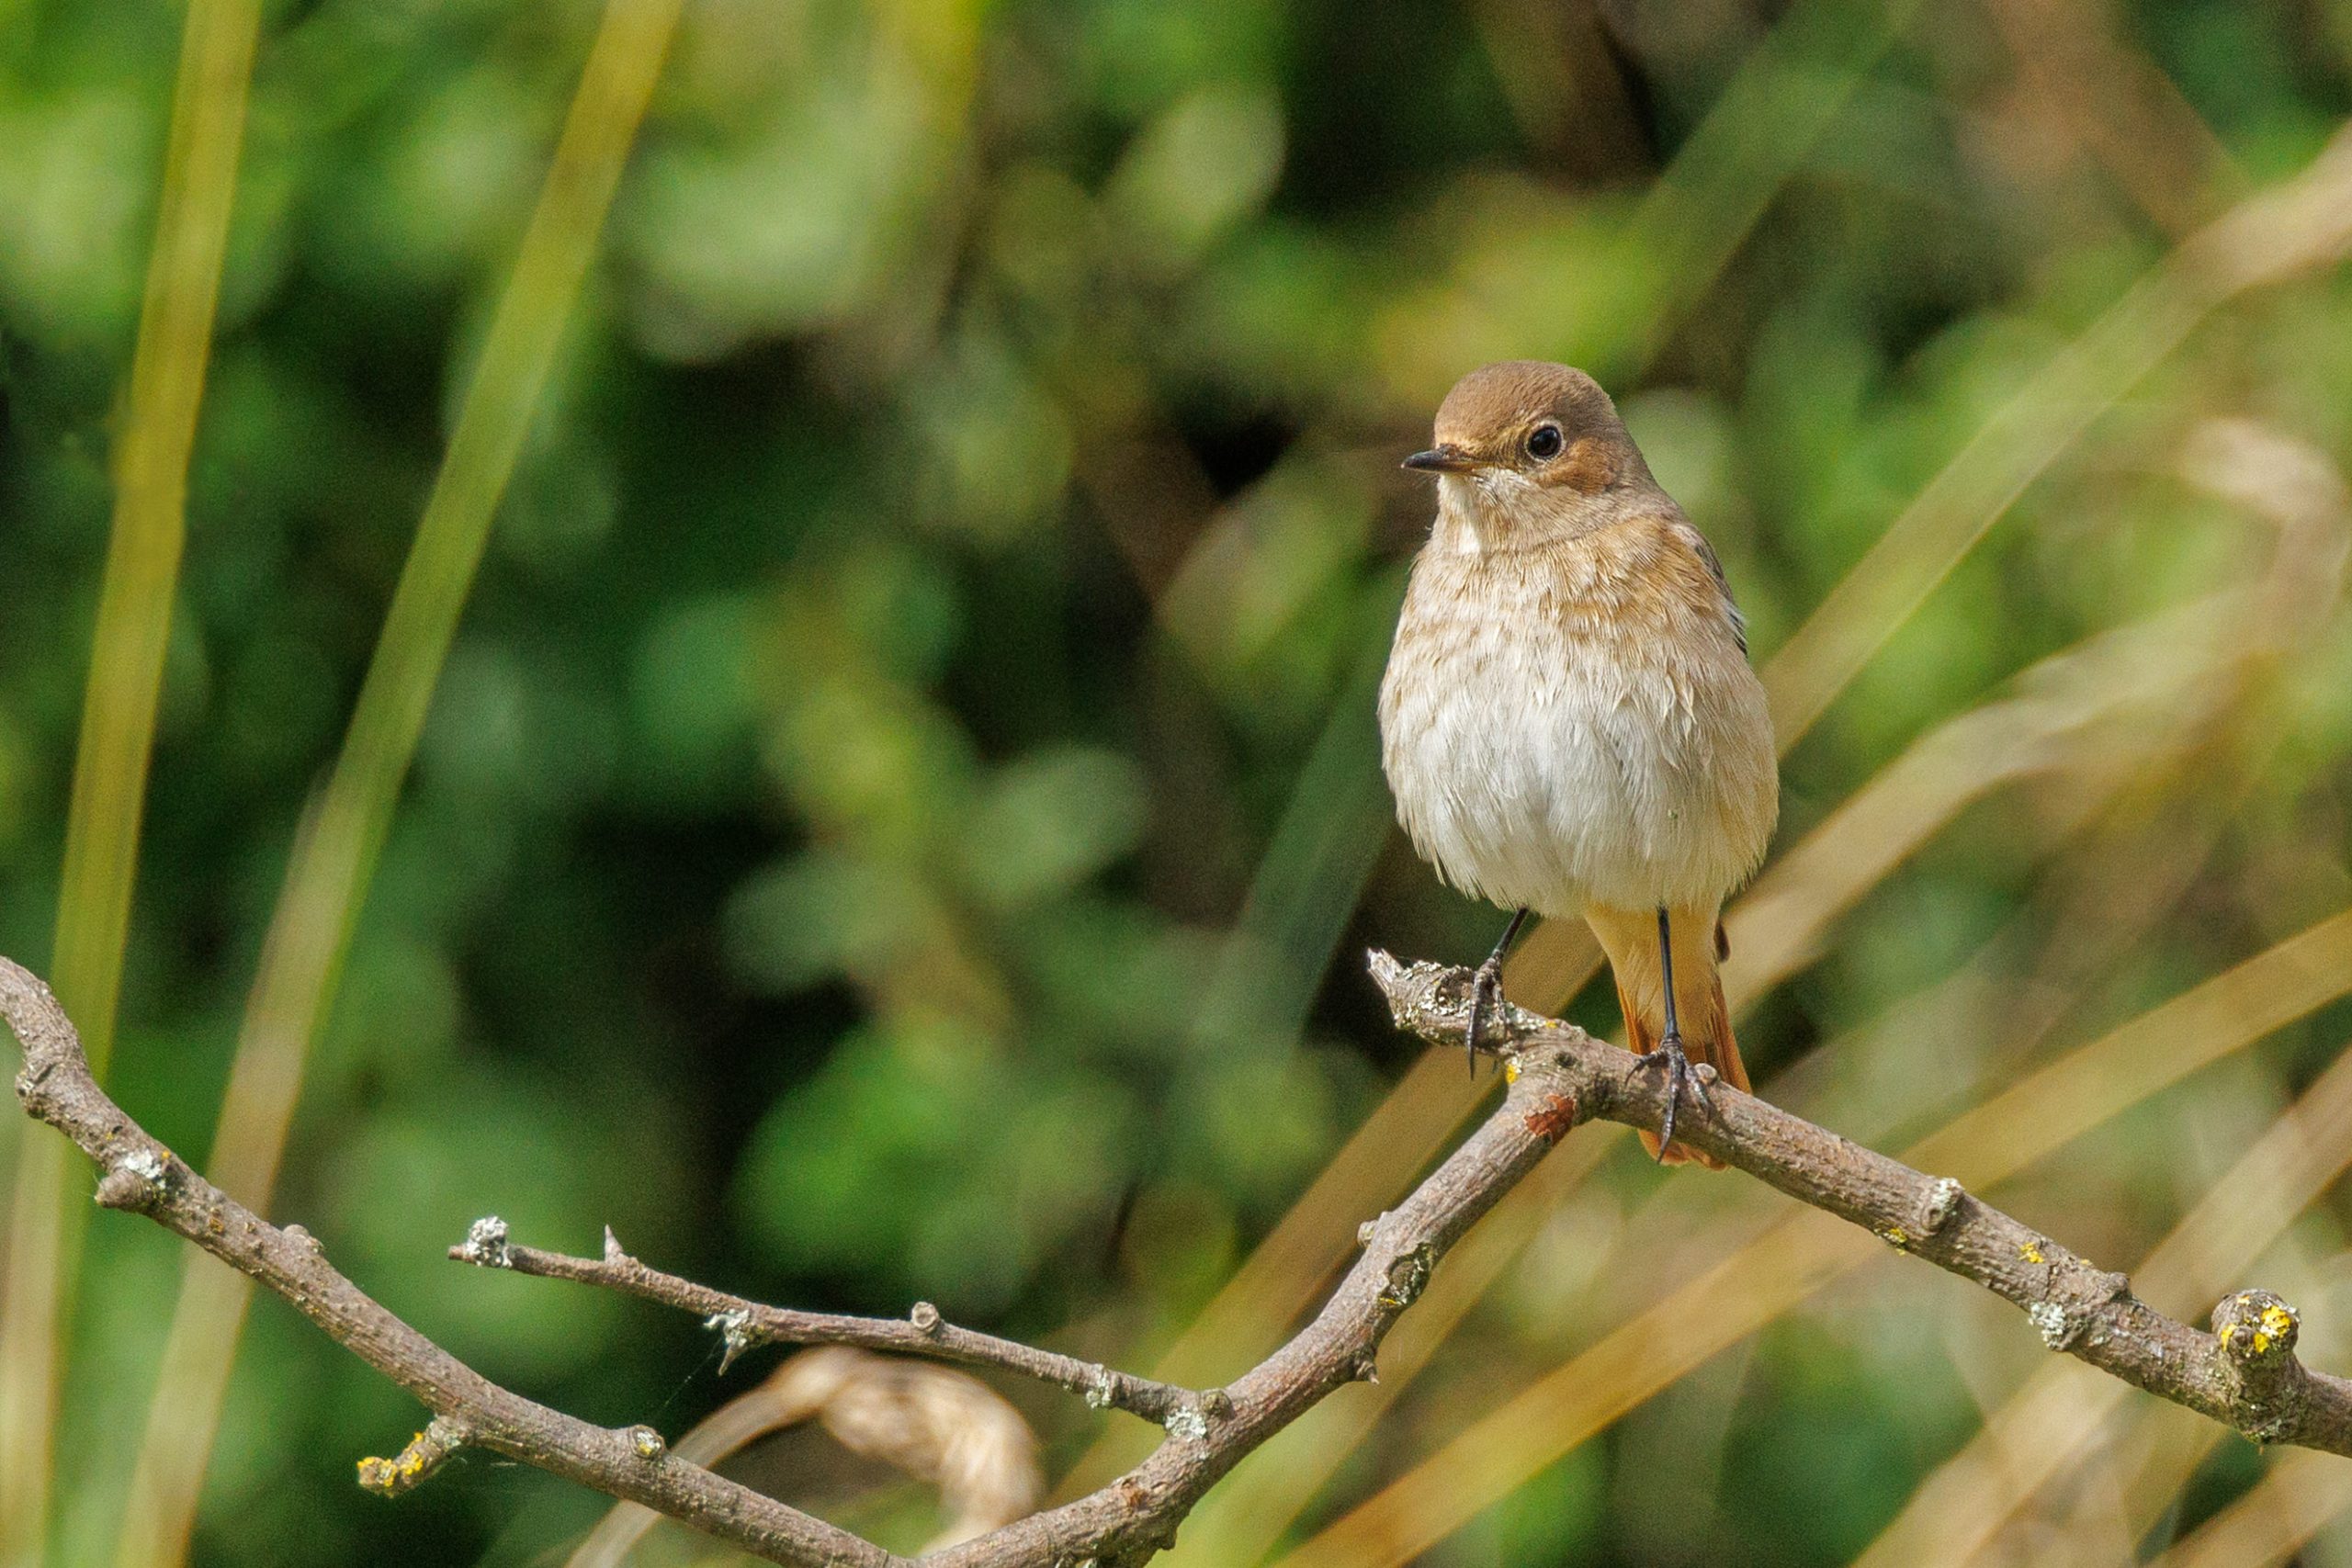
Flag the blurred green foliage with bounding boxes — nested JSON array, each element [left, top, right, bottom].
[[6, 0, 2352, 1564]]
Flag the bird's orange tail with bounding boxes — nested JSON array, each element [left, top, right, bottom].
[[1583, 902, 1747, 1168]]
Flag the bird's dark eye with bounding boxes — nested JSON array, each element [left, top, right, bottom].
[[1525, 424, 1564, 460]]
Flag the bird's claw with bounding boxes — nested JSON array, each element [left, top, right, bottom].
[[1648, 1032, 1712, 1160], [1464, 956, 1509, 1075]]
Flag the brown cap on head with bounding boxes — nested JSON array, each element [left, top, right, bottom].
[[1403, 362, 1647, 494]]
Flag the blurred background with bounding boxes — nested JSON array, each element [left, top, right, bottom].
[[6, 0, 2352, 1563]]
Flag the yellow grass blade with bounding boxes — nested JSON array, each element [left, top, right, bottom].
[[1979, 0, 2241, 235], [1729, 592, 2257, 994], [1165, 1135, 1617, 1565], [1190, 625, 1399, 1062], [2030, 1401, 2238, 1564], [1612, 0, 1923, 374], [1762, 120, 2352, 750], [1856, 1035, 2352, 1568], [1944, 1252, 2324, 1566], [1840, 417, 2352, 1568], [0, 4, 258, 1561], [2025, 1209, 2350, 1564], [2143, 1448, 2352, 1568], [1272, 908, 2352, 1568], [1376, 0, 1926, 397], [107, 7, 684, 1565]]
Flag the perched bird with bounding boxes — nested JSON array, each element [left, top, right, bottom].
[[1378, 362, 1778, 1165]]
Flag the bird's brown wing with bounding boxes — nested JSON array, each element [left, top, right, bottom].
[[1672, 521, 1748, 656]]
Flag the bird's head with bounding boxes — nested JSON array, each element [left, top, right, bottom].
[[1404, 361, 1654, 549]]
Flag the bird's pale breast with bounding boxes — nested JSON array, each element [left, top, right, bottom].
[[1378, 516, 1777, 917]]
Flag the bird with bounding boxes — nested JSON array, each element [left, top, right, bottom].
[[1377, 361, 1778, 1166]]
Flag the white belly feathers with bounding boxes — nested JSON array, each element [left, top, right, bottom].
[[1378, 540, 1775, 918]]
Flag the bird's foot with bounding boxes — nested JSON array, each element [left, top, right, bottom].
[[1647, 1032, 1714, 1160], [1464, 955, 1510, 1074]]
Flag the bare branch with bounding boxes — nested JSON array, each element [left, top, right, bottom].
[[452, 1223, 1202, 1426], [2, 948, 1582, 1565], [13, 942, 2352, 1568], [1365, 950, 2352, 1455], [0, 958, 888, 1568]]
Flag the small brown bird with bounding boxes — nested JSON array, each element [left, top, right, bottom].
[[1378, 362, 1778, 1165]]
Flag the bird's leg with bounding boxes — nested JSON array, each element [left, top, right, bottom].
[[1464, 908, 1530, 1073], [1648, 904, 1713, 1158]]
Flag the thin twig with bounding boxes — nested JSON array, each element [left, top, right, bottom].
[[451, 1222, 1203, 1427]]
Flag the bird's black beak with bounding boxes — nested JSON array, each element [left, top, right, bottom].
[[1402, 444, 1476, 474]]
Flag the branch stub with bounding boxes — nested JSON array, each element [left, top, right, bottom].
[[2213, 1289, 2310, 1441], [356, 1416, 469, 1497], [454, 1215, 512, 1269], [1918, 1177, 1965, 1236], [95, 1146, 168, 1211]]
